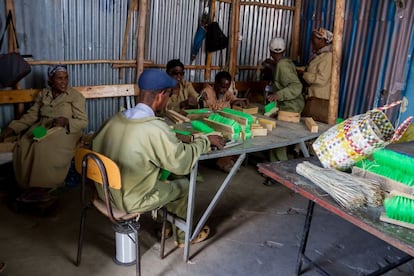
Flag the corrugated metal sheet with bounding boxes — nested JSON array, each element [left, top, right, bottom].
[[1, 0, 412, 131], [300, 0, 414, 122]]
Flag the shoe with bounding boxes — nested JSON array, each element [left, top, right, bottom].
[[175, 225, 211, 248], [0, 261, 5, 273], [155, 225, 172, 240], [16, 188, 55, 203]]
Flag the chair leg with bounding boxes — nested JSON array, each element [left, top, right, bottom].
[[160, 207, 167, 259], [133, 225, 141, 276], [76, 206, 89, 266]]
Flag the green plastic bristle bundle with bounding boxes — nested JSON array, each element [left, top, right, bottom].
[[191, 120, 214, 134], [373, 149, 414, 174], [32, 126, 47, 139], [355, 149, 414, 186], [222, 108, 254, 125], [185, 108, 211, 114], [384, 195, 414, 224], [208, 113, 242, 140], [264, 101, 277, 113], [355, 159, 414, 187], [173, 129, 192, 136], [159, 169, 171, 181]]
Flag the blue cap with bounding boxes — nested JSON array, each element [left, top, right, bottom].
[[138, 69, 177, 91]]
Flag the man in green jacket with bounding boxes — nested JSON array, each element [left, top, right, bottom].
[[92, 69, 224, 246], [267, 37, 304, 161]]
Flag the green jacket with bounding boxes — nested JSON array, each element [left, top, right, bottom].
[[92, 112, 210, 213], [272, 58, 304, 113]]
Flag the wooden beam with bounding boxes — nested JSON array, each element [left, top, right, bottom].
[[229, 0, 240, 78], [205, 0, 217, 81], [329, 0, 345, 125], [119, 0, 138, 79], [291, 0, 301, 62], [136, 0, 147, 83]]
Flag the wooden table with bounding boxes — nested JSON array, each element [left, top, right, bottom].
[[170, 119, 330, 262], [258, 157, 414, 275]]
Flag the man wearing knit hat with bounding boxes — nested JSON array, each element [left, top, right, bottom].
[[266, 37, 304, 161], [92, 69, 224, 247]]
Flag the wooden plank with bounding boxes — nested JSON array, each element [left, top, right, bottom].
[[256, 117, 276, 129], [251, 127, 267, 137], [352, 166, 414, 194], [277, 111, 300, 123], [232, 105, 259, 114], [166, 109, 190, 123], [0, 84, 138, 105], [304, 117, 318, 133], [380, 213, 414, 230], [203, 118, 235, 140]]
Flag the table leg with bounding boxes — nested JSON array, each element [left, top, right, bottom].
[[296, 200, 315, 275], [298, 141, 310, 158], [183, 162, 198, 262]]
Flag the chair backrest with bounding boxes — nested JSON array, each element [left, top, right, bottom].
[[74, 148, 122, 223], [74, 148, 122, 190]]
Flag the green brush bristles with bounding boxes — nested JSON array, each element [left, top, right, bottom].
[[191, 120, 214, 134], [355, 149, 414, 186], [384, 195, 414, 224], [355, 159, 414, 186], [185, 108, 211, 114], [373, 149, 414, 174], [222, 107, 254, 125], [264, 101, 277, 113], [208, 113, 242, 140]]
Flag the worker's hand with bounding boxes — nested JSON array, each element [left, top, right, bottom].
[[267, 93, 278, 102], [207, 134, 225, 150], [232, 98, 249, 108], [187, 96, 198, 107], [0, 127, 15, 142], [53, 117, 69, 128]]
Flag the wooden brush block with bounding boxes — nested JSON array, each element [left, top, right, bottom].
[[203, 119, 235, 140], [233, 105, 259, 115], [218, 111, 249, 127], [251, 127, 268, 137], [257, 118, 276, 131], [304, 117, 318, 133], [277, 111, 300, 123], [166, 109, 191, 124], [380, 213, 414, 230]]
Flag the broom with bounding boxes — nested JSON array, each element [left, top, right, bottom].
[[296, 162, 383, 209]]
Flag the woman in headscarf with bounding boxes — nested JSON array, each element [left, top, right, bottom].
[[0, 65, 88, 202], [301, 28, 333, 123]]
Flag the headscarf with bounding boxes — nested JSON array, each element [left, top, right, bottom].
[[312, 28, 333, 44], [48, 65, 68, 78]]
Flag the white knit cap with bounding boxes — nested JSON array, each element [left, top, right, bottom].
[[269, 37, 286, 53]]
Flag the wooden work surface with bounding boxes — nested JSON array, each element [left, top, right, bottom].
[[257, 157, 414, 257]]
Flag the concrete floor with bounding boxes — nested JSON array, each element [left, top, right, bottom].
[[1, 159, 414, 276]]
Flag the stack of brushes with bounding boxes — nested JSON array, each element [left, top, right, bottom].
[[296, 161, 383, 209], [356, 148, 414, 228]]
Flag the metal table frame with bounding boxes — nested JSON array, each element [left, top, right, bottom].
[[258, 158, 414, 275], [176, 119, 330, 262]]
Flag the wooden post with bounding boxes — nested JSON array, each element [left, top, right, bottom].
[[291, 0, 302, 62], [229, 0, 240, 78], [136, 0, 147, 85], [329, 0, 345, 125], [119, 0, 138, 80], [205, 0, 216, 81]]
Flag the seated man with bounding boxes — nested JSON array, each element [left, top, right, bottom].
[[200, 71, 247, 172], [92, 69, 225, 247], [0, 65, 88, 202], [200, 71, 248, 111], [165, 59, 199, 112]]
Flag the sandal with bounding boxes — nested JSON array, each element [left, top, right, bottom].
[[175, 225, 211, 248]]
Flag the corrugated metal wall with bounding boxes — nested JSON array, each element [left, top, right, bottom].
[[1, 0, 412, 131], [300, 0, 414, 122]]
